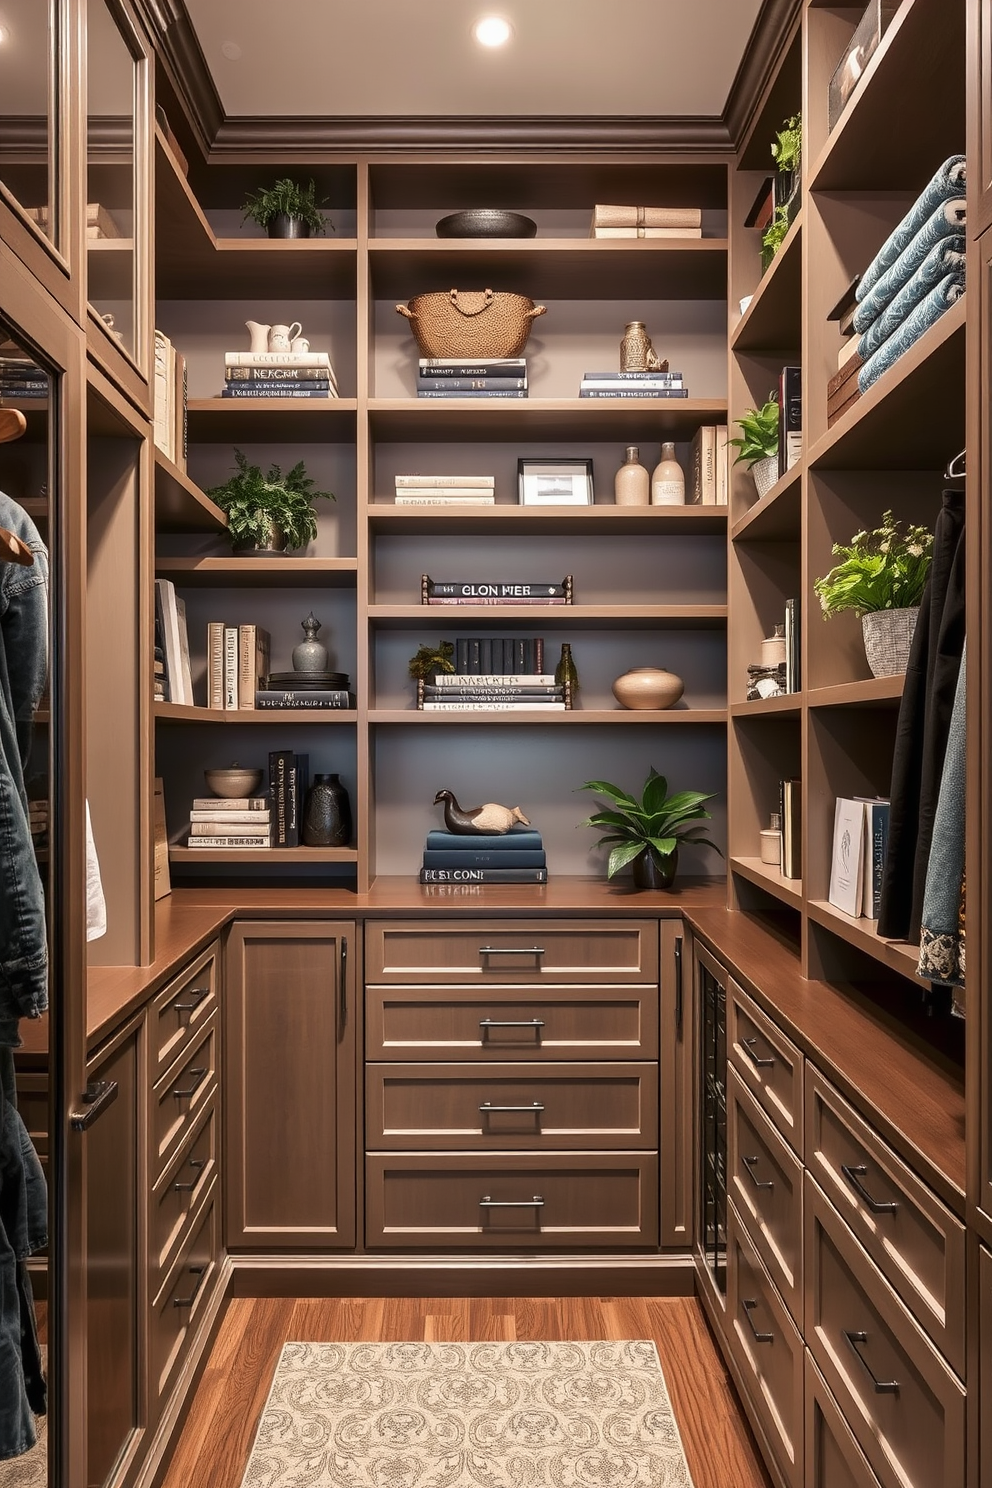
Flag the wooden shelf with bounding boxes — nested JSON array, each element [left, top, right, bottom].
[[370, 708, 727, 725], [153, 451, 227, 533], [170, 846, 358, 864], [368, 399, 728, 444], [186, 399, 358, 440], [807, 899, 924, 984], [808, 297, 965, 470], [730, 856, 803, 907], [730, 696, 801, 718], [807, 676, 904, 709], [731, 211, 803, 353], [731, 463, 802, 541], [155, 556, 358, 587], [368, 604, 728, 630], [154, 704, 357, 724], [367, 505, 728, 536], [369, 238, 728, 300], [87, 237, 134, 299]]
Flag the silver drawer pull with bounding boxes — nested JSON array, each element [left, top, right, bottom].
[[171, 1067, 208, 1100], [173, 1264, 207, 1309], [842, 1164, 899, 1215], [480, 1195, 545, 1208], [480, 1102, 545, 1114], [173, 1158, 207, 1193], [740, 1036, 775, 1069], [479, 945, 545, 957], [742, 1299, 773, 1344], [844, 1330, 900, 1394], [173, 987, 210, 1013], [480, 1018, 545, 1035], [742, 1154, 774, 1191]]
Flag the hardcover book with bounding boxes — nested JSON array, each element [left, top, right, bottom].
[[780, 779, 802, 880], [424, 828, 544, 852], [254, 690, 351, 708], [828, 798, 866, 915], [239, 624, 271, 709], [778, 365, 802, 477], [419, 866, 548, 883], [422, 850, 547, 869], [394, 475, 496, 488], [854, 797, 890, 920]]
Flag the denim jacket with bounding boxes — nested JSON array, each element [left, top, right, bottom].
[[0, 492, 49, 1048]]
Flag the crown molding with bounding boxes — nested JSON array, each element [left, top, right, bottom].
[[133, 0, 222, 155], [723, 0, 803, 148]]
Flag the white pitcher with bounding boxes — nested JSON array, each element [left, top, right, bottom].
[[291, 335, 310, 354], [268, 321, 302, 352], [245, 320, 271, 353]]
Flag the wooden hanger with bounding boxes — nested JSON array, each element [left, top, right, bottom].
[[0, 527, 34, 566], [0, 406, 28, 444]]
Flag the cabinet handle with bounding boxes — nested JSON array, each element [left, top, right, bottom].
[[843, 1330, 900, 1393], [480, 1102, 545, 1114], [740, 1036, 775, 1069], [479, 1195, 545, 1208], [841, 1164, 899, 1215], [172, 987, 210, 1013], [70, 1079, 119, 1132], [674, 934, 683, 1034], [478, 945, 545, 957], [741, 1299, 773, 1344], [172, 1264, 207, 1309], [742, 1154, 774, 1191], [339, 937, 348, 1039], [171, 1067, 207, 1100], [173, 1158, 207, 1192], [479, 1018, 545, 1037]]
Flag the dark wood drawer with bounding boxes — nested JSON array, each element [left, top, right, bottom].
[[149, 943, 218, 1083], [366, 1062, 658, 1150], [365, 919, 659, 984], [805, 1066, 965, 1377], [150, 1016, 217, 1179], [804, 1175, 965, 1488], [728, 1067, 803, 1327], [149, 1098, 217, 1298], [727, 1202, 804, 1488], [149, 1186, 219, 1405], [366, 1153, 659, 1249], [729, 982, 803, 1156], [366, 985, 659, 1062], [805, 1354, 883, 1488]]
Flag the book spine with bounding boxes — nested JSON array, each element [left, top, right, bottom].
[[223, 627, 239, 710], [419, 867, 548, 883], [238, 624, 255, 710], [174, 596, 193, 705], [224, 351, 333, 368], [393, 494, 496, 505], [425, 581, 568, 598], [206, 622, 225, 709], [426, 596, 569, 606], [188, 822, 272, 837], [424, 832, 544, 852], [226, 366, 336, 382], [153, 331, 171, 456], [223, 378, 333, 391], [221, 387, 335, 399], [189, 811, 272, 824], [778, 365, 802, 477], [173, 351, 187, 473], [580, 379, 684, 390], [417, 362, 525, 376], [577, 388, 689, 399], [422, 686, 563, 699], [422, 850, 547, 869], [432, 673, 555, 687], [700, 427, 717, 505], [416, 377, 528, 391], [416, 389, 529, 399], [592, 204, 702, 228], [420, 701, 567, 711], [581, 371, 685, 381], [284, 756, 300, 847], [395, 475, 496, 488], [715, 425, 729, 506], [186, 836, 272, 849], [253, 691, 352, 708], [269, 751, 291, 848], [191, 797, 269, 811], [871, 806, 890, 919]]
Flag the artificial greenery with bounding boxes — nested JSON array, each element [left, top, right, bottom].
[[762, 203, 792, 262], [814, 511, 933, 617], [241, 177, 331, 235], [771, 113, 802, 175], [208, 449, 334, 551], [727, 394, 779, 467], [578, 767, 722, 880], [408, 640, 455, 680]]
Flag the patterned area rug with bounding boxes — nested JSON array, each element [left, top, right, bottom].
[[241, 1339, 695, 1487]]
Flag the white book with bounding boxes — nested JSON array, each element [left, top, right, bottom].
[[185, 836, 273, 849], [432, 673, 556, 687], [188, 822, 271, 836], [591, 226, 703, 238], [421, 701, 567, 711], [395, 474, 495, 488], [206, 621, 225, 709], [153, 331, 173, 459], [223, 626, 239, 710], [416, 362, 524, 371], [700, 426, 718, 505], [715, 425, 729, 505], [154, 579, 185, 707], [224, 350, 334, 368], [189, 810, 272, 823], [828, 798, 866, 917], [394, 494, 497, 506]]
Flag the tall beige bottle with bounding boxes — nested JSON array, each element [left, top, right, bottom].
[[651, 441, 685, 505], [614, 446, 650, 505]]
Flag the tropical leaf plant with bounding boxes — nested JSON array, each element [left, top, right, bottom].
[[727, 394, 779, 467], [207, 449, 335, 551], [578, 767, 722, 879], [814, 511, 933, 617]]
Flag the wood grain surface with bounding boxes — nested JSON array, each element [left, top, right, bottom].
[[158, 1295, 771, 1488]]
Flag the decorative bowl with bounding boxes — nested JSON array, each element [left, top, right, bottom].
[[204, 766, 264, 799], [612, 667, 685, 710], [435, 210, 537, 239]]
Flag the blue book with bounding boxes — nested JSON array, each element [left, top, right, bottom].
[[424, 828, 544, 853], [423, 850, 546, 869], [855, 798, 890, 920]]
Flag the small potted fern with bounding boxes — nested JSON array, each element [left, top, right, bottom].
[[208, 449, 335, 554], [728, 394, 780, 499], [813, 511, 932, 677], [241, 177, 331, 239]]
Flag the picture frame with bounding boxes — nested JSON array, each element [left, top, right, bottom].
[[517, 457, 594, 506]]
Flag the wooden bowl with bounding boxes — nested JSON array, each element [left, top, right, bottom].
[[204, 767, 264, 798]]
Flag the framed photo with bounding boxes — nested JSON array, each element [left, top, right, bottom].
[[517, 457, 594, 506]]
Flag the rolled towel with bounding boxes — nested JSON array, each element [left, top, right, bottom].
[[857, 239, 966, 360], [858, 273, 964, 394], [856, 156, 966, 302], [853, 218, 965, 332]]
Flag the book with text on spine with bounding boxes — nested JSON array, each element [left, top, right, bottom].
[[186, 836, 273, 850], [254, 690, 352, 709], [423, 850, 546, 869], [393, 494, 497, 506], [190, 796, 269, 812], [395, 474, 495, 488], [224, 350, 334, 368], [419, 866, 548, 884]]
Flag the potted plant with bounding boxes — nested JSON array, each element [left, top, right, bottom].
[[728, 394, 779, 500], [771, 112, 802, 214], [761, 204, 792, 270], [813, 511, 933, 677], [241, 177, 331, 239], [408, 641, 455, 681], [208, 449, 335, 554], [578, 767, 722, 890]]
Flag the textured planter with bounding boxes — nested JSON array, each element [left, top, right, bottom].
[[751, 455, 779, 500], [612, 667, 684, 710], [862, 606, 920, 678], [268, 214, 312, 239], [630, 848, 678, 891], [233, 520, 288, 555]]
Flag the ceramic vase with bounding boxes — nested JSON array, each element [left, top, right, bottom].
[[293, 613, 329, 672], [614, 447, 650, 506], [651, 442, 685, 506], [301, 773, 351, 847], [862, 607, 920, 678], [612, 666, 684, 710], [631, 848, 678, 891]]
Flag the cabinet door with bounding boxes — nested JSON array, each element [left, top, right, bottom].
[[225, 921, 356, 1247]]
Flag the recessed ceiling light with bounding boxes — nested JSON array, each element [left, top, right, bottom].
[[473, 16, 513, 48], [221, 40, 242, 60]]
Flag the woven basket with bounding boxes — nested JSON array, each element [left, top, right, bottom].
[[862, 606, 919, 678], [750, 455, 779, 500], [396, 288, 547, 358]]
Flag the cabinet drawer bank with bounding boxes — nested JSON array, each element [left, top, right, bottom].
[[728, 1066, 803, 1327], [151, 1015, 217, 1177], [149, 942, 218, 1082], [365, 919, 659, 984], [149, 1187, 221, 1408], [150, 1097, 218, 1298], [729, 980, 804, 1156], [805, 1353, 884, 1488]]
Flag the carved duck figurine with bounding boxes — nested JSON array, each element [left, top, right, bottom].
[[434, 789, 531, 836]]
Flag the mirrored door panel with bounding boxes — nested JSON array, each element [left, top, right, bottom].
[[0, 0, 58, 245], [86, 0, 139, 359]]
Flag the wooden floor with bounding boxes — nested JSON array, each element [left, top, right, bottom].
[[160, 1295, 772, 1488]]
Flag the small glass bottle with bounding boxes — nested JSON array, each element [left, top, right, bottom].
[[614, 446, 650, 506], [651, 442, 685, 506], [555, 643, 579, 700]]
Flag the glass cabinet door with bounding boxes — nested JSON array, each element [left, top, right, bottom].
[[0, 0, 59, 245], [698, 959, 727, 1298]]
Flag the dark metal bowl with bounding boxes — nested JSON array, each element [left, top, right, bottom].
[[435, 210, 537, 239]]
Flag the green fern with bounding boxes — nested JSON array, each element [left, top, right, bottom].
[[208, 449, 335, 551]]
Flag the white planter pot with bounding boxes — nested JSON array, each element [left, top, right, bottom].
[[751, 455, 779, 500], [862, 606, 920, 678]]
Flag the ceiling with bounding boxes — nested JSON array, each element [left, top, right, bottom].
[[183, 0, 765, 119]]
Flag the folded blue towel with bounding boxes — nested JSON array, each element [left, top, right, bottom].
[[856, 156, 966, 302], [857, 239, 966, 359], [858, 274, 964, 394], [853, 221, 965, 332]]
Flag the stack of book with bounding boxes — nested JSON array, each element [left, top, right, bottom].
[[205, 622, 271, 710], [578, 369, 689, 400], [221, 350, 338, 400], [268, 750, 310, 848], [153, 330, 188, 469], [826, 279, 863, 426], [256, 670, 352, 710], [828, 796, 890, 919], [589, 204, 702, 239], [421, 574, 572, 606], [186, 794, 272, 851], [420, 825, 548, 884], [454, 636, 545, 674], [154, 579, 194, 705], [394, 474, 496, 506], [687, 426, 729, 505], [418, 672, 569, 712], [0, 354, 47, 402], [416, 358, 527, 399]]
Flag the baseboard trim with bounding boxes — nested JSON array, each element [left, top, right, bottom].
[[226, 1252, 695, 1298]]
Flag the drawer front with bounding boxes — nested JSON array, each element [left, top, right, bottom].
[[150, 943, 218, 1082], [149, 1098, 218, 1296], [805, 1066, 965, 1377], [728, 1067, 803, 1327], [804, 1175, 965, 1488], [727, 1202, 804, 1488], [366, 985, 659, 1062], [729, 982, 803, 1156], [365, 920, 659, 984], [149, 1187, 219, 1405], [366, 1062, 659, 1151], [805, 1354, 883, 1488], [366, 1153, 659, 1249], [151, 1016, 217, 1178]]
